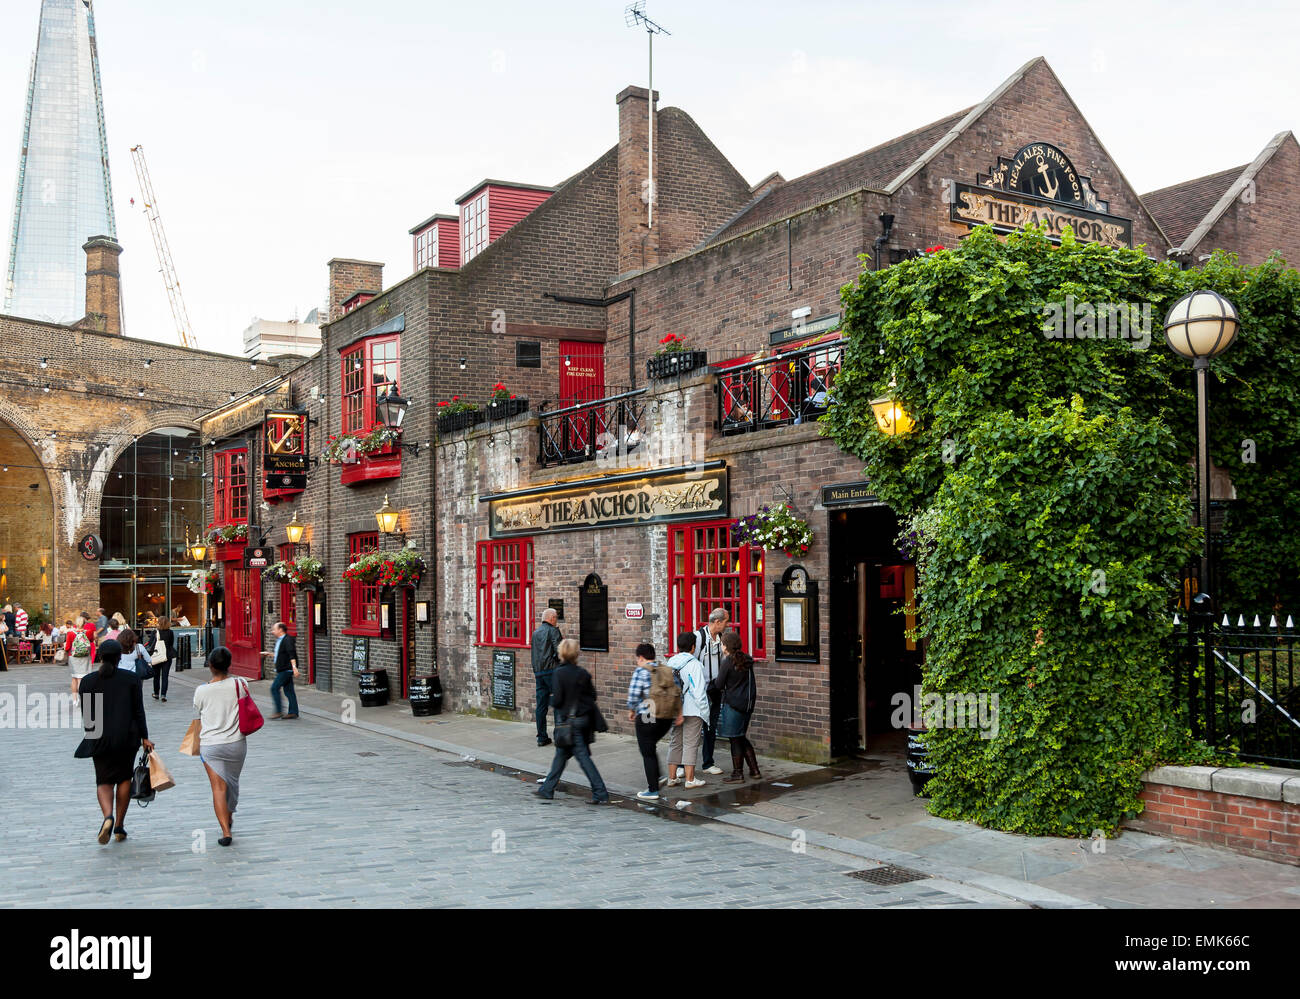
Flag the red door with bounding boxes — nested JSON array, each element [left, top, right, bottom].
[[559, 340, 605, 453], [225, 565, 262, 679]]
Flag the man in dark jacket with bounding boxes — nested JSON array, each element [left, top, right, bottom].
[[529, 607, 562, 746], [535, 638, 609, 804], [262, 621, 299, 719]]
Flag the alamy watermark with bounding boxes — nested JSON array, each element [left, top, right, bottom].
[[0, 686, 101, 735], [1042, 295, 1151, 350], [890, 684, 1000, 739]]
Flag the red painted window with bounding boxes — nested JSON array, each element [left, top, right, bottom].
[[278, 543, 297, 635], [341, 335, 401, 438], [475, 539, 534, 647], [668, 520, 766, 658], [211, 448, 249, 526], [347, 532, 380, 635]]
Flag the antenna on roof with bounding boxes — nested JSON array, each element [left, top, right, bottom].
[[624, 2, 670, 229]]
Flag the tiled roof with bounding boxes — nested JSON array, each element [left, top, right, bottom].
[[1141, 165, 1245, 249], [704, 108, 972, 246]]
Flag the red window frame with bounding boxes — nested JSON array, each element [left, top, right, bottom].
[[340, 335, 401, 438], [475, 538, 534, 647], [278, 543, 297, 635], [668, 519, 766, 659], [211, 448, 250, 526], [346, 532, 380, 635]]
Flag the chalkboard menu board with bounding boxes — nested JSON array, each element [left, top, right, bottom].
[[491, 649, 516, 710], [579, 573, 609, 652], [351, 636, 369, 673]]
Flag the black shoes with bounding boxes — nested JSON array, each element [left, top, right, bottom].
[[114, 827, 127, 842], [537, 737, 553, 747], [96, 816, 113, 845], [533, 789, 553, 800], [218, 836, 232, 847], [586, 798, 610, 806]]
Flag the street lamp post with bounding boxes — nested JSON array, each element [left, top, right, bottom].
[[1163, 290, 1240, 601]]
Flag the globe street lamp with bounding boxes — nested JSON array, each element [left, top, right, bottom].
[[1163, 289, 1240, 599]]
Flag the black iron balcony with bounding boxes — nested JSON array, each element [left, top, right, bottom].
[[715, 339, 842, 436], [537, 388, 649, 468]]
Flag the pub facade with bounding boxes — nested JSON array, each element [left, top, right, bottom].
[[208, 57, 1300, 763]]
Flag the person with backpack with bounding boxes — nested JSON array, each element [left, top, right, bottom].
[[664, 632, 709, 789], [693, 608, 729, 775], [713, 629, 761, 782], [626, 641, 680, 801]]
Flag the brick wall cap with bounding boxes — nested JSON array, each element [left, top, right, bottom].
[[1142, 764, 1219, 790], [327, 257, 384, 267], [615, 85, 660, 105], [1211, 767, 1297, 800], [82, 235, 122, 253], [1285, 778, 1300, 805]]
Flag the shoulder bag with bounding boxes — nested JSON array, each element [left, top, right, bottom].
[[130, 748, 156, 805], [135, 648, 154, 681], [235, 677, 264, 736], [150, 632, 168, 666]]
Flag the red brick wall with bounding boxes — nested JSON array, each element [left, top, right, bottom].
[[1126, 783, 1300, 866], [1188, 134, 1300, 267]]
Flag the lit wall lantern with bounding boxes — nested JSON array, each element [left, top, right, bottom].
[[375, 494, 401, 535], [870, 385, 914, 436], [286, 510, 306, 546], [375, 387, 410, 429], [1164, 290, 1240, 360]]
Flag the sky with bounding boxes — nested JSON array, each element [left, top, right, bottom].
[[1, 0, 1297, 357]]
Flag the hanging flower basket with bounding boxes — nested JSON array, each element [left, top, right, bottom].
[[187, 567, 219, 595], [324, 425, 401, 465], [342, 547, 427, 588], [733, 504, 812, 559], [262, 555, 324, 589]]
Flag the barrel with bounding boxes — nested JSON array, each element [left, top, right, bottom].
[[905, 727, 935, 797], [358, 668, 390, 707], [176, 634, 193, 672], [409, 674, 443, 716]]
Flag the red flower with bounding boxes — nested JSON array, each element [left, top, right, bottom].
[[493, 382, 506, 391], [509, 394, 516, 399], [926, 245, 945, 253], [452, 395, 460, 401], [437, 400, 448, 407], [659, 334, 674, 344]]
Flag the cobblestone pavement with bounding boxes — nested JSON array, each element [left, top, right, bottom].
[[0, 665, 1020, 908]]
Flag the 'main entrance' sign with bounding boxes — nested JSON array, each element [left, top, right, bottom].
[[489, 467, 728, 538]]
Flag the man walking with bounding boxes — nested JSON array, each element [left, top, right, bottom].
[[262, 621, 299, 720], [626, 642, 679, 801], [530, 607, 562, 746], [694, 608, 729, 775]]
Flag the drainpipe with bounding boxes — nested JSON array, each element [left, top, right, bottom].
[[873, 213, 895, 272], [542, 289, 636, 388]]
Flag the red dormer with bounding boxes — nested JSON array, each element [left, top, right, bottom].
[[341, 290, 378, 315], [409, 214, 461, 271], [454, 180, 555, 264]]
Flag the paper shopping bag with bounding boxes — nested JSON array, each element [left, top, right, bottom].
[[147, 749, 176, 792], [178, 718, 201, 756]]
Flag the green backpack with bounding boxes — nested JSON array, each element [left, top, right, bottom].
[[646, 664, 682, 722]]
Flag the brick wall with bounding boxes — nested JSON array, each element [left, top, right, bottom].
[[1126, 781, 1299, 866], [327, 258, 384, 322], [1187, 134, 1300, 267]]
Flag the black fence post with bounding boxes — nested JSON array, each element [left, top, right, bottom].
[[1203, 600, 1216, 746]]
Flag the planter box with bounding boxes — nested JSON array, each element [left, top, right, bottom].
[[210, 538, 248, 561], [486, 397, 529, 421], [647, 350, 709, 380], [341, 449, 401, 486], [437, 408, 486, 435]]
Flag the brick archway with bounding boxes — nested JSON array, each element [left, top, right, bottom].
[[0, 406, 57, 625]]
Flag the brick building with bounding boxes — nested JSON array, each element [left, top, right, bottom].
[[199, 58, 1299, 761]]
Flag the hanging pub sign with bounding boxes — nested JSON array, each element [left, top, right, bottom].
[[263, 409, 309, 494], [578, 573, 609, 653], [487, 466, 728, 538], [78, 534, 103, 561], [950, 142, 1132, 249], [773, 564, 819, 663], [243, 545, 272, 569]]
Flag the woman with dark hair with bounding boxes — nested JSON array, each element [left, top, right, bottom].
[[152, 618, 175, 702], [74, 639, 154, 844], [117, 628, 152, 678], [713, 629, 761, 782], [192, 647, 248, 846]]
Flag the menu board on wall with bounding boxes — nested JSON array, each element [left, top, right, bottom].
[[491, 650, 516, 710], [351, 636, 369, 673]]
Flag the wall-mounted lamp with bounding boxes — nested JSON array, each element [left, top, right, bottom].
[[374, 494, 401, 535], [286, 510, 306, 546]]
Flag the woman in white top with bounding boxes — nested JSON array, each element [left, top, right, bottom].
[[192, 646, 248, 847]]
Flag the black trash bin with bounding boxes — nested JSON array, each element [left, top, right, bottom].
[[176, 635, 192, 672], [409, 674, 443, 716], [905, 727, 935, 797], [358, 669, 389, 707]]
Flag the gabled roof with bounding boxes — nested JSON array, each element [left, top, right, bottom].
[[1141, 132, 1294, 253]]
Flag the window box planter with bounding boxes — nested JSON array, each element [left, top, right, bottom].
[[437, 408, 485, 435], [210, 538, 248, 561], [647, 350, 709, 380], [341, 447, 401, 486], [486, 397, 529, 422]]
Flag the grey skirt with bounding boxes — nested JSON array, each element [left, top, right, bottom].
[[200, 739, 248, 813]]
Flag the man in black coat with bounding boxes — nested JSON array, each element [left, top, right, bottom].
[[262, 621, 300, 719], [529, 607, 562, 746], [534, 638, 609, 804]]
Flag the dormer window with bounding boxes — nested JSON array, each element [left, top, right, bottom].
[[461, 190, 489, 263]]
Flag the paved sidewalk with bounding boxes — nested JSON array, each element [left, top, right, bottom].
[[180, 667, 1300, 909]]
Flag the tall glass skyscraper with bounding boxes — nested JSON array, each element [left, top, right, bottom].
[[4, 0, 117, 325]]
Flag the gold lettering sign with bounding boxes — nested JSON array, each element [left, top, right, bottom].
[[489, 467, 728, 538], [951, 183, 1131, 249]]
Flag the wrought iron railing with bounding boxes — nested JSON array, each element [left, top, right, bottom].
[[537, 388, 648, 468], [715, 339, 842, 436], [1169, 613, 1300, 767]]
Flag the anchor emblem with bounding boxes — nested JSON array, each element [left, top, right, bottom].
[[1034, 155, 1060, 200]]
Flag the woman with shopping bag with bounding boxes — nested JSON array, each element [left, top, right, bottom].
[[190, 646, 257, 847], [74, 639, 154, 844]]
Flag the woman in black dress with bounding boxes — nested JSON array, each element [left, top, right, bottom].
[[152, 618, 175, 701], [75, 639, 154, 844]]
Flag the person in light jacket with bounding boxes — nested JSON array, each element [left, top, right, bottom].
[[664, 633, 710, 789]]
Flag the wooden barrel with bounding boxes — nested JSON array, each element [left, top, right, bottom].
[[358, 669, 389, 707], [409, 674, 444, 716]]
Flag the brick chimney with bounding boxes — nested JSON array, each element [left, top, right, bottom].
[[81, 235, 123, 335], [327, 258, 384, 322], [616, 85, 660, 273]]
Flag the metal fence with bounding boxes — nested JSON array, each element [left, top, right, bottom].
[[715, 340, 842, 436], [536, 388, 648, 468], [1169, 612, 1300, 767]]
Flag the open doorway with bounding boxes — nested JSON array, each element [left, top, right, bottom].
[[828, 505, 922, 756]]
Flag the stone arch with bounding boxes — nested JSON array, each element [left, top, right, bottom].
[[80, 412, 203, 532], [0, 406, 57, 622]]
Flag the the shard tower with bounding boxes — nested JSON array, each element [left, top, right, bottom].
[[4, 0, 117, 325]]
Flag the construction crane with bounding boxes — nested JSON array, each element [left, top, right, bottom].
[[129, 144, 197, 349]]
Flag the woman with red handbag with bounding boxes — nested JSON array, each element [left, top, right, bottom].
[[191, 646, 259, 846]]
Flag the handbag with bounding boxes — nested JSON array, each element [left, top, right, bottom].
[[147, 749, 175, 792], [235, 677, 264, 735], [179, 718, 201, 756], [54, 648, 67, 663], [135, 648, 154, 681], [150, 635, 168, 666], [130, 748, 156, 805]]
